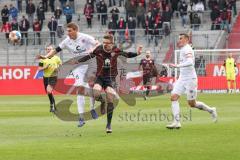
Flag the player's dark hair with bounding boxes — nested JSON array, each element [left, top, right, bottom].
[[179, 33, 189, 40], [66, 22, 79, 31]]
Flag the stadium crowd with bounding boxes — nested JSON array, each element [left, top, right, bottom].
[[0, 0, 238, 45]]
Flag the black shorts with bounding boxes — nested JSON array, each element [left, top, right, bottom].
[[95, 76, 116, 89], [43, 76, 57, 90], [143, 74, 152, 85]]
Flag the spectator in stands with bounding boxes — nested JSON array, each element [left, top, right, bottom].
[[42, 0, 48, 12], [191, 13, 201, 30], [218, 0, 227, 11], [33, 18, 41, 45], [193, 0, 205, 12], [87, 0, 95, 12], [59, 0, 67, 10], [1, 5, 9, 24], [19, 15, 30, 45], [193, 0, 204, 22], [18, 0, 23, 12], [9, 4, 18, 21], [208, 0, 218, 10], [96, 0, 102, 20], [136, 3, 145, 28], [110, 7, 120, 24], [69, 0, 75, 13], [11, 18, 19, 31], [48, 16, 58, 44], [37, 2, 45, 30], [179, 0, 188, 28], [49, 0, 55, 12], [56, 23, 64, 38], [125, 0, 136, 21], [171, 0, 179, 17], [127, 16, 136, 43], [210, 5, 220, 30], [63, 4, 73, 24], [151, 5, 159, 19], [145, 11, 154, 44], [54, 6, 62, 19], [152, 21, 162, 46], [26, 0, 36, 28], [229, 0, 237, 16], [1, 22, 11, 43], [100, 0, 108, 25], [108, 18, 117, 36], [119, 0, 124, 7], [109, 0, 116, 7], [117, 17, 126, 43], [25, 0, 29, 6], [221, 8, 231, 33], [162, 6, 172, 30], [84, 3, 94, 28]]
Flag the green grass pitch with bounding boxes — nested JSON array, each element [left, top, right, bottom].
[[0, 94, 239, 160]]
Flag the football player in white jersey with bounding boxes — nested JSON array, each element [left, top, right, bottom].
[[38, 22, 99, 127], [167, 33, 218, 129]]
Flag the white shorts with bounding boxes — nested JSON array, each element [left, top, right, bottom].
[[172, 78, 198, 100], [71, 65, 89, 87]]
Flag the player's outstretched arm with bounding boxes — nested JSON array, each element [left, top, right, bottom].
[[69, 53, 95, 65], [120, 45, 143, 58]]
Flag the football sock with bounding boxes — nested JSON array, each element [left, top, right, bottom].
[[48, 93, 55, 106], [195, 101, 213, 113], [107, 102, 114, 126], [146, 87, 150, 96], [77, 95, 85, 115], [172, 101, 180, 122]]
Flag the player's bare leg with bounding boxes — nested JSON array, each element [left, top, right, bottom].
[[166, 94, 181, 129], [47, 85, 56, 113], [105, 86, 119, 133], [188, 100, 218, 123], [93, 84, 106, 115]]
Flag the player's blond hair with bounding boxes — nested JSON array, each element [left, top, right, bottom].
[[66, 22, 79, 31]]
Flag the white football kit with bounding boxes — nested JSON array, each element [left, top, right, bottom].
[[172, 44, 198, 100], [58, 32, 98, 115], [59, 32, 97, 87]]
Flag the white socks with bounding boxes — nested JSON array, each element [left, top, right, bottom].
[[195, 101, 213, 113], [172, 101, 180, 122], [77, 84, 96, 115], [77, 95, 85, 114]]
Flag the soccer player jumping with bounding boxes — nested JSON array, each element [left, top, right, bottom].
[[167, 33, 218, 129], [74, 34, 143, 133], [37, 22, 99, 127]]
